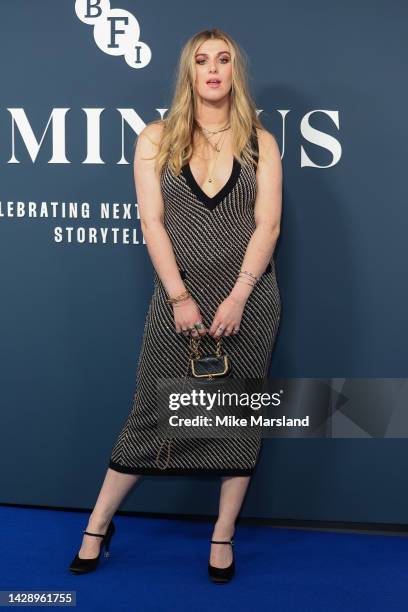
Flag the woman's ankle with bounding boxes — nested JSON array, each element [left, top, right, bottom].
[[212, 519, 235, 540], [86, 512, 112, 533]]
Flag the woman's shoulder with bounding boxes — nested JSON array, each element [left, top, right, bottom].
[[139, 120, 166, 148], [254, 127, 280, 162], [254, 127, 278, 148]]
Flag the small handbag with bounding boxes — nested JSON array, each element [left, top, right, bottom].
[[189, 335, 232, 381]]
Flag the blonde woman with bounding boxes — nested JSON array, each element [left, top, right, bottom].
[[69, 27, 282, 583]]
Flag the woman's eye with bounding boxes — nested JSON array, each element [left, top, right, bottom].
[[196, 57, 230, 65]]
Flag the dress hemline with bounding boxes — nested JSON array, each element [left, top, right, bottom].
[[108, 459, 254, 477]]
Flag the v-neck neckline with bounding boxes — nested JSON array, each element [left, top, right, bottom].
[[181, 157, 242, 211]]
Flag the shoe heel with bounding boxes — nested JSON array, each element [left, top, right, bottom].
[[103, 535, 112, 558], [103, 521, 115, 558]]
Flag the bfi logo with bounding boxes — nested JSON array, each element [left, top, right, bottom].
[[75, 0, 151, 69]]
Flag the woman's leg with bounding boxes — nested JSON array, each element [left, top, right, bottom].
[[77, 468, 143, 558], [210, 475, 251, 568]]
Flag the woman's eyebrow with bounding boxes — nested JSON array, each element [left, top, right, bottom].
[[195, 51, 231, 57]]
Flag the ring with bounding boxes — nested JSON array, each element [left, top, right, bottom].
[[194, 322, 203, 329]]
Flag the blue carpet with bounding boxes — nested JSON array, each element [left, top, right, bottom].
[[1, 506, 407, 611]]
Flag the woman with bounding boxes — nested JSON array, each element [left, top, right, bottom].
[[69, 27, 282, 583]]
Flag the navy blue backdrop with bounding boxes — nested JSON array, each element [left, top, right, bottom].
[[1, 0, 407, 523]]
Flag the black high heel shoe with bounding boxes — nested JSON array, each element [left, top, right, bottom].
[[69, 520, 116, 574], [208, 538, 235, 583]]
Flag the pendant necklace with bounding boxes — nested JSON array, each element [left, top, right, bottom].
[[201, 130, 228, 185], [197, 124, 230, 185]]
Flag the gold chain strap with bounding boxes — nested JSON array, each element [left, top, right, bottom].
[[189, 335, 223, 358]]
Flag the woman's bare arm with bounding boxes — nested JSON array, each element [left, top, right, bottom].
[[135, 123, 207, 336], [229, 128, 282, 304], [135, 123, 187, 299]]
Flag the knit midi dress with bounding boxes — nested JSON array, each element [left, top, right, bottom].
[[108, 129, 281, 476]]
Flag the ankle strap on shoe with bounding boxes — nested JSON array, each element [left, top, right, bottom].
[[83, 530, 105, 538]]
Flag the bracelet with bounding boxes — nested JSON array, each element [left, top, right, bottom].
[[166, 289, 191, 304], [172, 295, 192, 307], [237, 273, 256, 286], [240, 269, 259, 282], [236, 278, 256, 287]]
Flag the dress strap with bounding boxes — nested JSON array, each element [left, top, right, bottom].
[[249, 127, 259, 169]]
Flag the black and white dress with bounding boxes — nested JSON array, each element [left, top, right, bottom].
[[108, 129, 281, 476]]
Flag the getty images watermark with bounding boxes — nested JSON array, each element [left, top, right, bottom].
[[155, 377, 315, 439]]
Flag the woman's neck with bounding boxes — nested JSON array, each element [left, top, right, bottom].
[[195, 116, 229, 129], [194, 101, 230, 129]]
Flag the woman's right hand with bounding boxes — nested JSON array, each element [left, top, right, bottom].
[[172, 296, 208, 338]]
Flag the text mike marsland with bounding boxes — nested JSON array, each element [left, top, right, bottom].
[[167, 415, 310, 428]]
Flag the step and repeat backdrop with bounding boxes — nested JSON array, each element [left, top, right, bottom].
[[1, 0, 407, 523]]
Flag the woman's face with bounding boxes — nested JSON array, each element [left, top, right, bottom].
[[193, 38, 233, 102]]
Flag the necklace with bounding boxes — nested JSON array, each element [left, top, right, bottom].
[[201, 124, 230, 136], [195, 118, 230, 137], [200, 128, 226, 153], [200, 129, 229, 185], [191, 119, 231, 186]]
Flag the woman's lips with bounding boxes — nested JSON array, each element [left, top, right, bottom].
[[207, 81, 221, 88]]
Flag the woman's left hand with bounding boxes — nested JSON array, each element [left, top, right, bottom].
[[209, 295, 246, 337]]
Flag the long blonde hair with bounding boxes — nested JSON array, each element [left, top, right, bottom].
[[144, 28, 263, 176]]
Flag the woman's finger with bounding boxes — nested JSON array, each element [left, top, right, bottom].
[[213, 324, 225, 337], [194, 321, 207, 336]]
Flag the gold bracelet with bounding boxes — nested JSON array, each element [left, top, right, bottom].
[[167, 290, 190, 304], [172, 295, 192, 307], [166, 289, 190, 304]]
